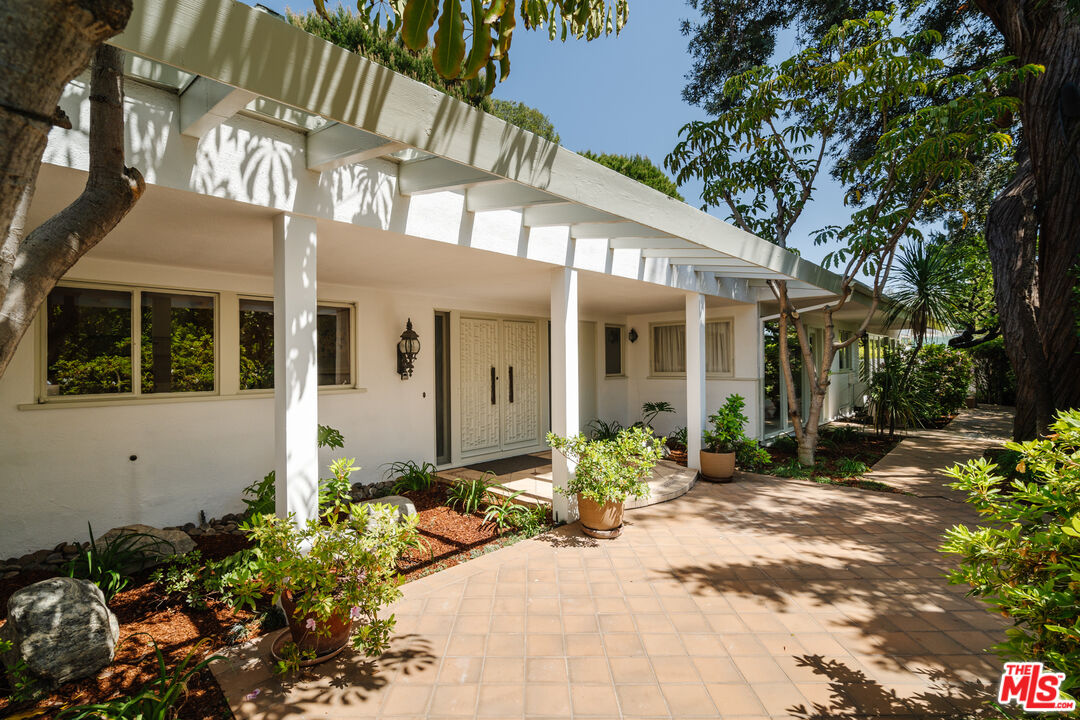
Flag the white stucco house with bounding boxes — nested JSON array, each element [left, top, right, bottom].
[[0, 0, 895, 558]]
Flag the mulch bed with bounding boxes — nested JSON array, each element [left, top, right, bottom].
[[765, 431, 901, 479], [0, 492, 549, 720]]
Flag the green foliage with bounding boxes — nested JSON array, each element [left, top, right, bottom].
[[702, 394, 752, 453], [836, 458, 869, 478], [772, 458, 813, 478], [386, 459, 438, 493], [967, 335, 1016, 405], [446, 474, 496, 515], [547, 425, 663, 504], [580, 152, 684, 201], [639, 400, 676, 429], [320, 457, 360, 517], [311, 0, 627, 98], [0, 637, 40, 704], [587, 418, 625, 441], [942, 410, 1080, 697], [481, 490, 532, 531], [864, 345, 932, 435], [63, 524, 169, 602], [490, 99, 560, 143], [151, 549, 259, 610], [820, 424, 862, 444], [233, 497, 419, 659], [242, 424, 346, 518], [884, 240, 967, 351], [770, 434, 798, 453], [735, 439, 771, 471], [915, 344, 973, 418], [58, 636, 223, 720], [668, 426, 689, 449]]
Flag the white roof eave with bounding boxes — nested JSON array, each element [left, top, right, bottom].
[[109, 0, 845, 296]]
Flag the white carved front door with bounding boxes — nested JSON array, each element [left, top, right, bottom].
[[459, 317, 501, 453], [501, 319, 539, 448]]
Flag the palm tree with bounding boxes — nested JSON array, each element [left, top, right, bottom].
[[884, 240, 965, 378]]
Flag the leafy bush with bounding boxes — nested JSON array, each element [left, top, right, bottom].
[[232, 496, 419, 659], [703, 394, 752, 453], [735, 439, 771, 471], [151, 549, 258, 610], [587, 418, 625, 441], [820, 424, 862, 444], [634, 401, 675, 431], [914, 344, 973, 418], [446, 475, 496, 515], [58, 636, 222, 720], [967, 335, 1016, 405], [942, 410, 1080, 698], [668, 426, 689, 450], [770, 434, 798, 453], [771, 458, 813, 478], [63, 524, 170, 601], [836, 458, 869, 478], [320, 457, 359, 516], [242, 424, 345, 517], [386, 460, 438, 493], [864, 346, 932, 435], [482, 490, 531, 531], [547, 425, 664, 504]]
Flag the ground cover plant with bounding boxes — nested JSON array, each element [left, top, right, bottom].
[[760, 425, 905, 493]]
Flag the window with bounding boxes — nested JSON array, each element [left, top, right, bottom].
[[238, 300, 354, 389], [46, 287, 133, 396], [45, 285, 216, 398], [838, 331, 852, 371], [604, 325, 624, 376], [650, 320, 734, 376]]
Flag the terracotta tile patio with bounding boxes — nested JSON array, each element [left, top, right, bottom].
[[213, 445, 1010, 719]]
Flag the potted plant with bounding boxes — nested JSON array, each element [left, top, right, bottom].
[[701, 394, 753, 482], [230, 459, 419, 669], [547, 425, 664, 538], [666, 426, 689, 466]]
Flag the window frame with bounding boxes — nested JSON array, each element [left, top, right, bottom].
[[236, 294, 358, 394], [39, 281, 220, 403], [648, 317, 736, 379], [603, 324, 626, 378]]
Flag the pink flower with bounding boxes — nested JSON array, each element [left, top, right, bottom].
[[244, 689, 261, 701], [349, 606, 362, 621], [305, 617, 316, 631]]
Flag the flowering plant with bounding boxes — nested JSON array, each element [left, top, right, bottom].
[[230, 468, 419, 659]]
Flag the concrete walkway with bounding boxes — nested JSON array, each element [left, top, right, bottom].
[[213, 414, 1013, 720], [866, 405, 1013, 502]]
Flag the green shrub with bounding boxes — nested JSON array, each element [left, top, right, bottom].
[[820, 425, 862, 444], [447, 475, 496, 515], [836, 458, 869, 478], [942, 410, 1080, 698], [587, 418, 625, 441], [320, 457, 359, 516], [638, 401, 675, 430], [547, 426, 664, 504], [735, 439, 771, 471], [864, 346, 932, 434], [967, 335, 1016, 405], [770, 434, 798, 453], [914, 344, 972, 418], [386, 460, 438, 493], [151, 549, 258, 610], [703, 394, 752, 453], [482, 490, 531, 531], [579, 152, 685, 201], [63, 524, 170, 602], [242, 424, 345, 518], [490, 99, 560, 143], [772, 458, 813, 478]]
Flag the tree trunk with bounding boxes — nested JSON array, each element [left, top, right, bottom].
[[0, 43, 144, 380], [974, 0, 1080, 438], [985, 152, 1052, 439]]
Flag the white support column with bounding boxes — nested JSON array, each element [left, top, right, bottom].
[[273, 214, 319, 526], [550, 267, 580, 523], [686, 293, 707, 471]]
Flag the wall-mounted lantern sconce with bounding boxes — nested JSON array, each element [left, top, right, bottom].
[[397, 318, 421, 379], [628, 328, 639, 343]]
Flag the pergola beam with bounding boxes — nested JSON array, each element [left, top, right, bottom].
[[179, 75, 258, 139], [398, 156, 502, 195], [609, 238, 699, 250], [572, 222, 669, 240], [306, 123, 407, 172], [465, 183, 562, 212], [523, 203, 622, 227]]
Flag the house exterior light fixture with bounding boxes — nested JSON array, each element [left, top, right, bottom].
[[397, 318, 421, 379], [628, 328, 638, 343]]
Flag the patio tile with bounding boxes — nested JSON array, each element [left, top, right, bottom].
[[651, 655, 700, 683], [660, 682, 718, 717], [614, 684, 670, 717], [526, 657, 568, 683], [609, 657, 656, 684], [381, 683, 434, 716], [570, 683, 621, 716], [482, 656, 525, 683], [526, 683, 571, 716], [477, 683, 526, 716], [706, 682, 767, 715], [430, 684, 479, 716]]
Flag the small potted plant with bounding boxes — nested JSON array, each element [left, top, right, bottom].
[[231, 459, 419, 670], [666, 426, 689, 466], [701, 394, 753, 482], [547, 425, 664, 538]]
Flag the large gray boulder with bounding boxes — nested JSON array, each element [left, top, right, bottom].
[[96, 524, 196, 571], [0, 578, 119, 685]]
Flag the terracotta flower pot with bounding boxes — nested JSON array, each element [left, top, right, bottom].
[[280, 591, 353, 656], [700, 450, 736, 482], [577, 494, 625, 539]]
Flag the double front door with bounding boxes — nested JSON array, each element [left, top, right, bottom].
[[459, 316, 540, 455]]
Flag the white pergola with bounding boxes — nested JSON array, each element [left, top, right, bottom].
[[105, 0, 854, 523]]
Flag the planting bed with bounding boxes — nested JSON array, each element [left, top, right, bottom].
[[0, 491, 551, 720], [763, 428, 903, 489]]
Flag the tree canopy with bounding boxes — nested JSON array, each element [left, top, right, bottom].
[[580, 151, 684, 201], [489, 99, 561, 143]]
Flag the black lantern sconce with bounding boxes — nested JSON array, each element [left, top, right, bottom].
[[397, 318, 421, 379], [628, 328, 639, 343]]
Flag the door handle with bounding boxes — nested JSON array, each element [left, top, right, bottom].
[[509, 366, 514, 403], [490, 366, 496, 405]]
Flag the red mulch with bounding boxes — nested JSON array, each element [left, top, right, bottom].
[[1, 494, 547, 719], [766, 431, 901, 480]]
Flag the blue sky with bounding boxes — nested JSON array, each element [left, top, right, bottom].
[[253, 1, 845, 266]]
